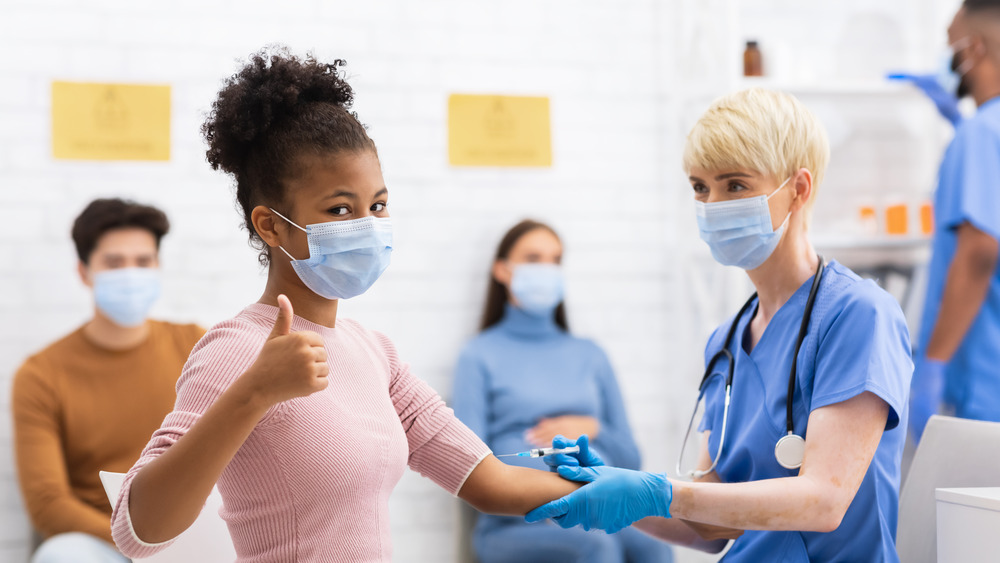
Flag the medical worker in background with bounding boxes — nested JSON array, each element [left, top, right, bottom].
[[909, 0, 1000, 443], [525, 88, 913, 561], [452, 219, 673, 563]]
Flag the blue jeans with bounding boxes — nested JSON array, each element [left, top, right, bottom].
[[32, 533, 129, 563], [475, 518, 674, 563]]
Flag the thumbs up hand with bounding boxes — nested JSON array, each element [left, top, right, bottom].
[[243, 294, 329, 407]]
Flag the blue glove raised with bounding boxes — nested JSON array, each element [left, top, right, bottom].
[[525, 465, 672, 534], [909, 357, 946, 444], [543, 434, 605, 472], [887, 72, 962, 127]]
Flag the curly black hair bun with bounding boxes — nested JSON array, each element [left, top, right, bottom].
[[202, 45, 364, 175], [202, 45, 376, 265]]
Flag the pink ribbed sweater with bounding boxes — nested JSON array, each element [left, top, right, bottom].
[[110, 304, 491, 562]]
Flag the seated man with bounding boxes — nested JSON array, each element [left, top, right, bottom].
[[12, 198, 205, 563]]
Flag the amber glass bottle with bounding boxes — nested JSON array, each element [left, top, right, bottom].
[[743, 40, 763, 76]]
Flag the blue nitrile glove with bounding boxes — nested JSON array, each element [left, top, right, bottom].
[[525, 465, 672, 534], [887, 72, 962, 127], [543, 434, 605, 472], [909, 357, 947, 444]]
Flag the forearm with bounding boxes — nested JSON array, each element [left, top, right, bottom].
[[128, 379, 269, 543], [633, 517, 728, 553], [671, 394, 886, 533], [671, 475, 846, 533], [458, 455, 581, 515], [926, 226, 998, 360]]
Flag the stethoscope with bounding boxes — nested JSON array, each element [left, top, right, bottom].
[[676, 258, 825, 479]]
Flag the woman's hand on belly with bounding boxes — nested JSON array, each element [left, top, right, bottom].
[[526, 415, 600, 447]]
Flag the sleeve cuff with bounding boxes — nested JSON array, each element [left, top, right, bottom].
[[409, 416, 493, 496], [111, 475, 178, 557]]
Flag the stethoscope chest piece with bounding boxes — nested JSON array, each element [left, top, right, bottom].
[[774, 433, 805, 470]]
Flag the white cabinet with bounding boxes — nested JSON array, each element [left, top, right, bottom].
[[935, 487, 1000, 562]]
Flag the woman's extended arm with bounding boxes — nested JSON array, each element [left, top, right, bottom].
[[672, 391, 888, 531], [458, 455, 581, 515], [125, 296, 328, 543]]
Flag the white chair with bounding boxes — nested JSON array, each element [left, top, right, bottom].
[[896, 415, 1000, 563], [456, 500, 479, 563], [99, 471, 237, 562]]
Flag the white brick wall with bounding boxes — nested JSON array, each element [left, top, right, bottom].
[[0, 0, 959, 561]]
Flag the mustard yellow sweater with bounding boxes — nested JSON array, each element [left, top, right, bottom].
[[13, 320, 204, 543]]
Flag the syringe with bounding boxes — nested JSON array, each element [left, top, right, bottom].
[[497, 445, 580, 458]]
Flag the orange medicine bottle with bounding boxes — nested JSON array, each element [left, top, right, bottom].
[[743, 40, 763, 77]]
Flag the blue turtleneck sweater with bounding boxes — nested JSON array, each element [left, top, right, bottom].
[[453, 305, 668, 563], [451, 304, 641, 474]]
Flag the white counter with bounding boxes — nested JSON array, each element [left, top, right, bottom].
[[935, 487, 1000, 563]]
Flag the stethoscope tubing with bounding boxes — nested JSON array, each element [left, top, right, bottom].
[[678, 258, 825, 477]]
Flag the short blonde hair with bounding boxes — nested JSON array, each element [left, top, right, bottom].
[[683, 88, 830, 202]]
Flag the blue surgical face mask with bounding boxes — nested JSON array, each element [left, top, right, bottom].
[[93, 267, 162, 327], [510, 263, 565, 317], [270, 209, 393, 300], [694, 177, 792, 270]]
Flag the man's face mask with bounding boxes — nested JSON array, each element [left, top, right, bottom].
[[939, 37, 974, 98], [93, 267, 162, 327]]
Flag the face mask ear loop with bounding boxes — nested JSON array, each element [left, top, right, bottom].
[[951, 37, 976, 76], [766, 176, 793, 201], [268, 208, 307, 261], [956, 53, 976, 77], [276, 245, 299, 261], [269, 208, 308, 233], [767, 176, 795, 232]]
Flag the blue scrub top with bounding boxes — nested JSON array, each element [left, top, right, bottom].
[[699, 261, 912, 562], [918, 96, 1000, 421]]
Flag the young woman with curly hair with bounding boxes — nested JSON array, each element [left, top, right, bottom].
[[108, 47, 579, 562]]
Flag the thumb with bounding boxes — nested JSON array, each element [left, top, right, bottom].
[[557, 465, 599, 483], [269, 294, 294, 339], [525, 497, 570, 523]]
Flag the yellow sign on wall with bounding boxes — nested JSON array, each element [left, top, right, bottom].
[[448, 94, 551, 167], [52, 81, 171, 161]]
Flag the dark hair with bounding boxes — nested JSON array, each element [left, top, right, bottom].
[[202, 46, 377, 265], [964, 0, 1000, 12], [479, 220, 569, 332], [71, 198, 170, 264]]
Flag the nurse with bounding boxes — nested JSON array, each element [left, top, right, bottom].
[[910, 0, 1000, 442], [526, 88, 913, 561]]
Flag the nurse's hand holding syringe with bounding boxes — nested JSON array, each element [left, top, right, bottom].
[[538, 435, 606, 469], [498, 445, 579, 458]]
